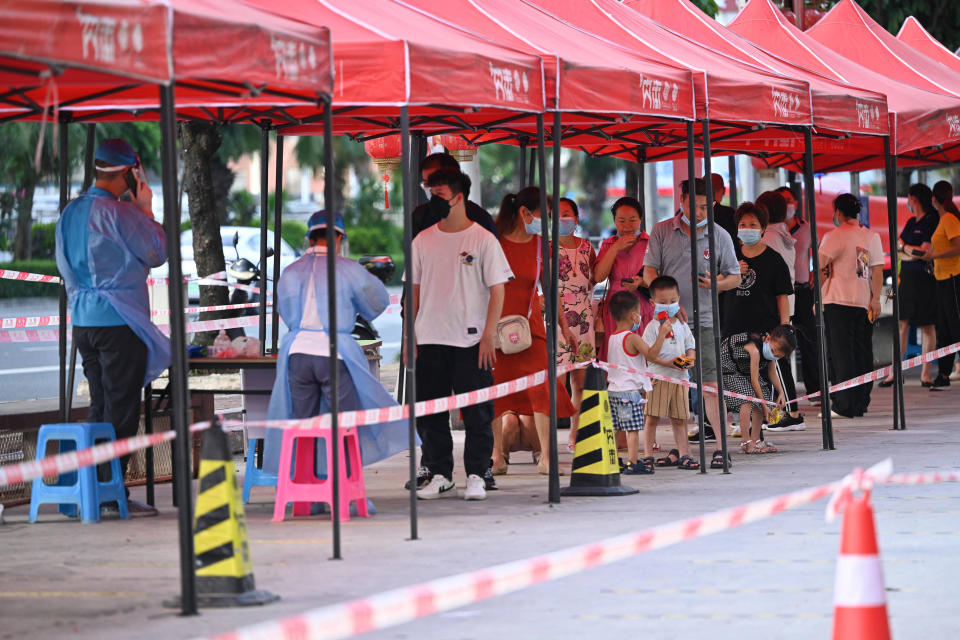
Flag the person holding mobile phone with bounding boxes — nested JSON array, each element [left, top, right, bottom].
[[55, 138, 168, 518], [594, 197, 653, 360]]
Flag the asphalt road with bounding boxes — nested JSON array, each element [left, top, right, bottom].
[[0, 289, 403, 404]]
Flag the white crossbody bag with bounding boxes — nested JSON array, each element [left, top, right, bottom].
[[496, 240, 541, 354]]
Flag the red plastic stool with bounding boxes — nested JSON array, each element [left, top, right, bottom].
[[271, 426, 368, 522]]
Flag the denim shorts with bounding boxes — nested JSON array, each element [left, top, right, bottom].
[[608, 390, 646, 431]]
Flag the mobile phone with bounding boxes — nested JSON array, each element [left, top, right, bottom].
[[910, 248, 926, 257], [620, 278, 633, 285], [123, 169, 138, 196]]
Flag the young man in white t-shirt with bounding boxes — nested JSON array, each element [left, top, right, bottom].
[[818, 193, 884, 419], [409, 169, 513, 501]]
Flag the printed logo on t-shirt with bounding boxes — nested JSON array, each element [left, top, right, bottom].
[[460, 251, 475, 266], [856, 247, 869, 279], [736, 267, 756, 296]]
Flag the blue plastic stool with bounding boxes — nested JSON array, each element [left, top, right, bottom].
[[242, 437, 279, 504], [29, 423, 129, 523]]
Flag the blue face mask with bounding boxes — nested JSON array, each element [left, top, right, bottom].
[[524, 218, 542, 235], [557, 219, 576, 236], [738, 228, 762, 245], [762, 341, 777, 361], [654, 302, 680, 318], [682, 214, 709, 229], [631, 319, 641, 332]]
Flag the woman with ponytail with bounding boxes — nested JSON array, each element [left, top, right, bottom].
[[491, 187, 576, 476]]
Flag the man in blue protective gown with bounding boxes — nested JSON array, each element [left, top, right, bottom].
[[264, 211, 407, 478], [55, 138, 170, 517]]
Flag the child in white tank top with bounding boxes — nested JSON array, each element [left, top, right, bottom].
[[604, 291, 672, 474]]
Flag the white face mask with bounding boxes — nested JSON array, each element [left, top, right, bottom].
[[786, 204, 796, 219]]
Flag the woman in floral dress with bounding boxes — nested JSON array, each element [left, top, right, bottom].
[[556, 198, 596, 449]]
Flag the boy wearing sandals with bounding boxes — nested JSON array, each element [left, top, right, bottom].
[[605, 291, 672, 475], [641, 276, 700, 470]]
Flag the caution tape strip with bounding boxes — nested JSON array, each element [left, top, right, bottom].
[[200, 478, 845, 640], [0, 268, 60, 284], [0, 302, 269, 331]]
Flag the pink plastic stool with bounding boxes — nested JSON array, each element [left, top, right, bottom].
[[271, 426, 368, 523]]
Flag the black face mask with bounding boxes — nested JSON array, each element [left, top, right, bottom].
[[428, 194, 453, 219]]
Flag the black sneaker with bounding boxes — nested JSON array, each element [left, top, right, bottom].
[[767, 414, 806, 432], [404, 465, 433, 490], [483, 462, 498, 491], [688, 426, 716, 442], [931, 375, 951, 389]]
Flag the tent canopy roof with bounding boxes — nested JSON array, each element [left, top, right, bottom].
[[897, 17, 960, 76]]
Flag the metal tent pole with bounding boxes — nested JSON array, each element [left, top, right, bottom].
[[82, 124, 96, 191], [548, 112, 562, 503], [884, 137, 905, 430], [258, 123, 270, 354], [728, 155, 738, 209], [322, 99, 342, 559], [271, 135, 284, 354], [803, 128, 834, 449], [636, 149, 647, 234], [518, 138, 528, 189], [686, 123, 707, 473], [58, 121, 69, 423], [160, 84, 197, 615], [701, 120, 730, 474], [400, 106, 419, 541]]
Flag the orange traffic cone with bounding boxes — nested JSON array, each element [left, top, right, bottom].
[[832, 492, 891, 640]]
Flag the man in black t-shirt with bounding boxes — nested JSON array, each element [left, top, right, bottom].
[[711, 173, 738, 241], [411, 152, 496, 239]]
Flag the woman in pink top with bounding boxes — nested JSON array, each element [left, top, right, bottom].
[[594, 197, 654, 361]]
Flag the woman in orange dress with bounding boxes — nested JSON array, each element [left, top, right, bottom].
[[491, 186, 576, 476]]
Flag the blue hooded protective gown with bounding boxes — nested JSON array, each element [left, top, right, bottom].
[[55, 187, 170, 384], [263, 249, 408, 472]]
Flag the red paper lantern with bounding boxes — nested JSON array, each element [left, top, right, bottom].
[[434, 135, 478, 162], [364, 135, 403, 208]]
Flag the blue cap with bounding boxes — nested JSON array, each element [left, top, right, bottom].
[[307, 210, 346, 238], [95, 138, 137, 167]]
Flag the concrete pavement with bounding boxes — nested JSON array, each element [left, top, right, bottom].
[[1, 379, 958, 640]]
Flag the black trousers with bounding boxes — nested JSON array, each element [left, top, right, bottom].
[[288, 354, 361, 419], [823, 304, 874, 417], [74, 325, 147, 488], [935, 274, 960, 378], [415, 344, 494, 479], [792, 282, 820, 397]]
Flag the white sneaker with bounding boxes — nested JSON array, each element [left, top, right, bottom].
[[464, 474, 487, 501], [416, 475, 456, 500]]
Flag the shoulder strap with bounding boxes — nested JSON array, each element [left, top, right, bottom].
[[528, 238, 542, 318]]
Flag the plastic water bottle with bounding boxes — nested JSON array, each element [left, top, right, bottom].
[[211, 330, 231, 358]]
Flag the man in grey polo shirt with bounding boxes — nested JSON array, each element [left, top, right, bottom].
[[643, 178, 741, 451]]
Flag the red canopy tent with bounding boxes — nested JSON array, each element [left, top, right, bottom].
[[0, 0, 336, 613], [622, 0, 888, 163], [729, 0, 960, 171], [0, 0, 333, 122], [808, 0, 960, 98], [897, 17, 960, 75]]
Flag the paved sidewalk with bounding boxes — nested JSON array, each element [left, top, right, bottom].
[[1, 379, 958, 640]]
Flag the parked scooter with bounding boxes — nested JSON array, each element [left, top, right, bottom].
[[225, 231, 272, 338]]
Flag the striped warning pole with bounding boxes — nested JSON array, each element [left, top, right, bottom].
[[165, 418, 278, 608], [561, 367, 638, 497], [831, 492, 891, 640]]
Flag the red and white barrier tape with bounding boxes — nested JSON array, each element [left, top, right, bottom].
[[200, 478, 843, 640], [0, 314, 62, 330], [152, 301, 266, 320], [0, 329, 59, 344], [233, 362, 588, 433], [146, 271, 226, 287], [0, 268, 60, 284], [197, 278, 272, 297]]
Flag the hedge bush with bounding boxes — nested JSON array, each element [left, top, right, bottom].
[[0, 259, 60, 298]]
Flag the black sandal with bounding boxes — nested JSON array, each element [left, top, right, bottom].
[[678, 455, 700, 470], [710, 449, 731, 469], [640, 455, 656, 471], [655, 449, 681, 467], [622, 461, 655, 475]]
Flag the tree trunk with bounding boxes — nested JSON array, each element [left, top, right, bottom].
[[13, 181, 35, 261], [179, 122, 229, 346]]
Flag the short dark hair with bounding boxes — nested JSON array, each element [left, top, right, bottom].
[[426, 168, 471, 199], [735, 201, 769, 229], [611, 196, 643, 219], [559, 197, 580, 219], [769, 324, 798, 355], [774, 186, 797, 201], [756, 191, 787, 223], [608, 290, 640, 322], [833, 193, 862, 219], [649, 275, 679, 296], [421, 152, 460, 174], [679, 177, 707, 197]]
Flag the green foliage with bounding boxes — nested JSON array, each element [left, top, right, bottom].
[[30, 222, 57, 260], [218, 125, 264, 163], [478, 143, 521, 208], [688, 0, 719, 18], [0, 260, 59, 298], [859, 0, 960, 51]]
